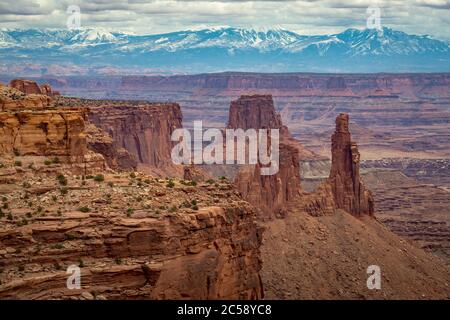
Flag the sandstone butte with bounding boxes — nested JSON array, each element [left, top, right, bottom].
[[0, 83, 449, 300]]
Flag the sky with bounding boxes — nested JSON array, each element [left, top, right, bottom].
[[0, 0, 449, 40]]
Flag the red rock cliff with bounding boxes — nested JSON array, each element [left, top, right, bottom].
[[235, 143, 301, 220], [328, 113, 374, 216], [231, 95, 302, 219], [0, 86, 87, 157], [88, 103, 182, 169]]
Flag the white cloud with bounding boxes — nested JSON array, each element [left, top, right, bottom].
[[0, 0, 448, 39]]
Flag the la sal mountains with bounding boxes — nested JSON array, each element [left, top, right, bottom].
[[0, 26, 449, 73]]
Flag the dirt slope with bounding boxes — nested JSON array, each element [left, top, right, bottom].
[[261, 205, 450, 300]]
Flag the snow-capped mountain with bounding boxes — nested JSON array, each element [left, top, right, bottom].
[[0, 26, 449, 73]]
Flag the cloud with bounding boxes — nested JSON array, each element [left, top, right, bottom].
[[0, 0, 448, 40]]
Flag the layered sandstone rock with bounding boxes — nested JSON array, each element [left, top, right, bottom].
[[227, 94, 316, 160], [87, 103, 182, 169], [328, 114, 374, 216], [9, 79, 42, 95], [0, 87, 87, 157], [0, 171, 263, 300], [40, 83, 60, 97], [85, 123, 137, 171], [1, 86, 53, 111], [229, 95, 302, 219], [9, 80, 59, 97], [235, 143, 301, 220]]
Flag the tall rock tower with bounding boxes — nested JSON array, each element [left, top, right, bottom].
[[329, 113, 374, 216]]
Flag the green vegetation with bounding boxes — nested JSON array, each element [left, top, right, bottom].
[[166, 180, 175, 188], [78, 206, 91, 213], [57, 174, 67, 186], [14, 160, 22, 167], [94, 174, 104, 182]]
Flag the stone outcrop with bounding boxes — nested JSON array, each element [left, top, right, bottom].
[[87, 103, 182, 169], [0, 171, 263, 300], [9, 79, 42, 95], [227, 94, 316, 160], [183, 165, 211, 182], [227, 94, 290, 136], [229, 95, 302, 219], [1, 85, 53, 111], [9, 79, 59, 97], [85, 123, 137, 171], [235, 143, 301, 220], [40, 83, 60, 97], [328, 113, 374, 216], [0, 86, 87, 157]]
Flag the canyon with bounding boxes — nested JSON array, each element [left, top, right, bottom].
[[0, 79, 449, 300]]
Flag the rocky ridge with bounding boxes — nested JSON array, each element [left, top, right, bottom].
[[0, 84, 263, 299]]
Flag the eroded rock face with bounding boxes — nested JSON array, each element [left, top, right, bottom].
[[88, 103, 182, 168], [227, 94, 288, 135], [40, 83, 60, 97], [85, 123, 137, 171], [0, 171, 263, 300], [9, 79, 42, 95], [235, 143, 301, 220], [0, 87, 87, 157], [328, 113, 374, 216]]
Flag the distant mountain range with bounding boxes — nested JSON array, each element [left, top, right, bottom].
[[1, 26, 449, 74]]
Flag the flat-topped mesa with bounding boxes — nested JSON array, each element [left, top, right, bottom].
[[9, 79, 42, 95], [9, 79, 59, 97], [329, 113, 374, 216], [227, 94, 291, 137]]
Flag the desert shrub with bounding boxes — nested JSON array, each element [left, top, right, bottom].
[[78, 206, 90, 213], [206, 179, 215, 184], [14, 160, 22, 167], [57, 174, 67, 186], [52, 157, 60, 164], [108, 181, 114, 187], [94, 174, 104, 182], [166, 180, 175, 188], [60, 187, 68, 195], [192, 205, 199, 211], [44, 160, 52, 165], [129, 172, 136, 179]]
